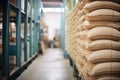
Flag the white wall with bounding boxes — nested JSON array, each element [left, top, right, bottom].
[[43, 12, 61, 40]]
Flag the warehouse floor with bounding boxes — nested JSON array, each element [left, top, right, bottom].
[[17, 48, 75, 80]]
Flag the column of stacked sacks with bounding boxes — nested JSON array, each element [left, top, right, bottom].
[[66, 2, 80, 62], [66, 0, 120, 80]]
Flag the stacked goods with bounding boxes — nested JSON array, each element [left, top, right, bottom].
[[66, 3, 79, 62], [66, 1, 84, 63], [82, 0, 120, 80], [66, 0, 120, 80]]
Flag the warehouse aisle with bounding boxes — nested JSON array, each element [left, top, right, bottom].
[[17, 48, 75, 80]]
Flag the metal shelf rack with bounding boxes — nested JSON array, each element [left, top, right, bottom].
[[0, 0, 42, 79]]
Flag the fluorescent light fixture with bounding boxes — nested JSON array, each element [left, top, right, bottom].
[[42, 8, 64, 13]]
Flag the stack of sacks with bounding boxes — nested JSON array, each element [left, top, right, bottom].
[[66, 0, 120, 79], [74, 2, 93, 79], [66, 5, 89, 78], [79, 0, 120, 80], [66, 4, 80, 62], [66, 1, 91, 79]]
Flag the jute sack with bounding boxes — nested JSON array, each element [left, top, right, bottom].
[[87, 27, 120, 41], [90, 62, 120, 76], [83, 1, 120, 13], [98, 76, 120, 80], [85, 0, 120, 4], [88, 40, 120, 51], [82, 21, 120, 30], [79, 30, 88, 40], [79, 40, 89, 49], [81, 49, 91, 59], [88, 50, 120, 64], [76, 56, 85, 73], [82, 71, 96, 80], [85, 9, 120, 21], [84, 59, 94, 74]]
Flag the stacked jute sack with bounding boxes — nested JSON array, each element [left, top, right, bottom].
[[66, 0, 120, 80], [66, 3, 81, 62]]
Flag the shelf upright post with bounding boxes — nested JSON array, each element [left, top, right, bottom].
[[29, 0, 33, 57], [60, 0, 68, 58], [35, 0, 40, 54], [2, 0, 10, 77], [64, 0, 68, 58], [74, 0, 76, 6], [35, 0, 38, 54], [16, 0, 21, 67], [60, 5, 63, 50], [24, 0, 28, 61], [33, 0, 37, 54], [34, 0, 37, 53], [69, 0, 71, 10]]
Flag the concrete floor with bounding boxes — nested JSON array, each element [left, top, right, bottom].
[[17, 48, 75, 80]]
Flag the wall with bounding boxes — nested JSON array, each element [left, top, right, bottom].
[[43, 12, 61, 40]]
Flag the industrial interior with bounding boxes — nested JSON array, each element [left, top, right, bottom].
[[0, 0, 120, 80]]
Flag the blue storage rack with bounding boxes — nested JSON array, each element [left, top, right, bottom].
[[1, 0, 42, 79]]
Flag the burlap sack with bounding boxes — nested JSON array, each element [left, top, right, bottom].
[[79, 40, 89, 50], [79, 30, 88, 40], [88, 40, 120, 51], [85, 9, 120, 21], [76, 55, 85, 74], [81, 50, 92, 60], [87, 27, 120, 41], [82, 21, 120, 30], [98, 76, 120, 80], [88, 50, 120, 63], [83, 1, 120, 13], [85, 0, 120, 4], [91, 62, 120, 76]]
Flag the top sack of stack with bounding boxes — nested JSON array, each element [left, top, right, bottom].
[[82, 0, 120, 4], [83, 1, 120, 13], [80, 0, 120, 21]]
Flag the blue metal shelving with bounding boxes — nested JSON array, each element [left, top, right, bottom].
[[60, 0, 68, 58], [1, 0, 42, 79]]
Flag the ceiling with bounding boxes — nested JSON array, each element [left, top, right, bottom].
[[42, 0, 63, 8]]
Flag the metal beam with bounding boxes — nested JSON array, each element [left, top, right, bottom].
[[29, 0, 33, 57], [74, 0, 76, 6], [16, 0, 21, 67], [69, 0, 71, 10], [2, 0, 10, 77], [24, 0, 28, 61], [60, 0, 68, 58], [35, 0, 41, 54], [33, 0, 36, 54]]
